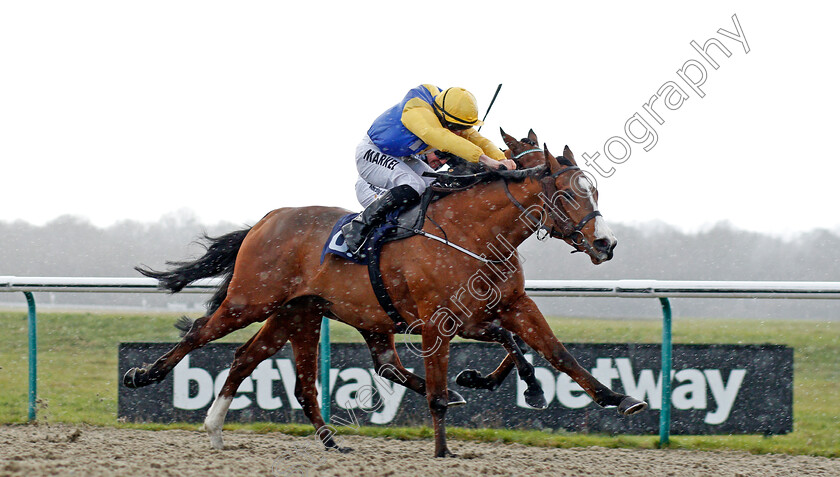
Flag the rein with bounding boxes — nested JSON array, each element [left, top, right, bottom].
[[408, 152, 600, 262]]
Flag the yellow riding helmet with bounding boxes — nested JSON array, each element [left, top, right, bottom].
[[433, 87, 484, 127]]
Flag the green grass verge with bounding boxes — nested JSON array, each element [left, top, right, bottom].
[[0, 311, 838, 457]]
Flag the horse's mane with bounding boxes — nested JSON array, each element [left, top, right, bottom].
[[424, 159, 547, 192], [494, 166, 547, 182]]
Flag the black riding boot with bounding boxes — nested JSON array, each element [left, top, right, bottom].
[[342, 184, 421, 254]]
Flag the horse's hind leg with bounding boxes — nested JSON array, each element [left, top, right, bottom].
[[124, 298, 273, 388], [289, 317, 350, 452], [359, 330, 466, 406], [205, 313, 290, 449]]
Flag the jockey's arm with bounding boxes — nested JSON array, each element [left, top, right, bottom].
[[462, 129, 517, 170], [460, 129, 504, 160], [479, 154, 513, 170], [401, 100, 516, 169]]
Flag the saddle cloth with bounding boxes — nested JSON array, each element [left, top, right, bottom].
[[320, 213, 365, 264], [320, 189, 433, 265]]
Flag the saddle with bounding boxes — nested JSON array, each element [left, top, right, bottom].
[[321, 188, 435, 265], [321, 161, 492, 332], [321, 159, 487, 264]]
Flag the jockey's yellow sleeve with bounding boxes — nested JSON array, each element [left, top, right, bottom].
[[401, 85, 506, 163]]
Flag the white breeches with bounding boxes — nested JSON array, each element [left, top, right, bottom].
[[354, 135, 435, 207]]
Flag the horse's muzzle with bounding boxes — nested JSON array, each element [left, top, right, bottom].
[[590, 238, 617, 264]]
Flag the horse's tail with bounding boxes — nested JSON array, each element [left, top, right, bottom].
[[135, 227, 251, 314]]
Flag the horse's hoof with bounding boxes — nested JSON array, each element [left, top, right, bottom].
[[455, 369, 489, 390], [448, 390, 467, 407], [326, 445, 353, 453], [123, 367, 159, 389], [123, 368, 140, 388], [455, 369, 482, 387], [524, 388, 548, 410], [209, 433, 224, 450], [618, 396, 648, 415], [435, 448, 458, 458]]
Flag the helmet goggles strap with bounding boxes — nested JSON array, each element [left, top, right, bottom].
[[434, 88, 479, 127]]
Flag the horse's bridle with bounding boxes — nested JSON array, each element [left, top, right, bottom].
[[504, 145, 601, 251]]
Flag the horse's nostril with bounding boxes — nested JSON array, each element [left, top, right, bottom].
[[593, 238, 614, 252]]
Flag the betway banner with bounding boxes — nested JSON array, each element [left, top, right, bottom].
[[118, 342, 792, 435]]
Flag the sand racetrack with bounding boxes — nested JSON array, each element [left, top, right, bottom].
[[1, 424, 839, 476]]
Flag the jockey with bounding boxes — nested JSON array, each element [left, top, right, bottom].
[[343, 84, 517, 253]]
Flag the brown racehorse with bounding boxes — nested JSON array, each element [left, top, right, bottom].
[[125, 130, 647, 457]]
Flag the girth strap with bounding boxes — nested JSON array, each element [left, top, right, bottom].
[[366, 238, 410, 333]]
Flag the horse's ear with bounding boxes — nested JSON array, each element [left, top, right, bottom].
[[544, 143, 560, 173], [563, 145, 576, 164], [500, 127, 517, 149], [528, 129, 538, 144]]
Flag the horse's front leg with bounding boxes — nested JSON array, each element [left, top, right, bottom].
[[455, 353, 515, 391], [360, 330, 466, 407], [455, 324, 547, 409], [500, 295, 647, 415], [421, 321, 456, 457]]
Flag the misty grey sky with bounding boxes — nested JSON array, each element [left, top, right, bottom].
[[1, 2, 837, 236]]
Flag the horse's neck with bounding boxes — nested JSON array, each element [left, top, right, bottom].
[[430, 178, 543, 249]]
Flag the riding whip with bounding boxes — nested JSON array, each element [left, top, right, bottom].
[[477, 83, 502, 132]]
